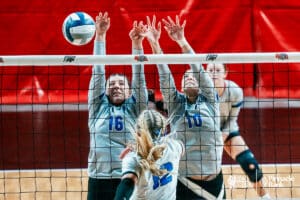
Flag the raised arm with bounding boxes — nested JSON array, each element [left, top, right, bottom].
[[144, 15, 179, 109], [129, 21, 148, 113], [88, 12, 110, 125], [162, 15, 216, 102]]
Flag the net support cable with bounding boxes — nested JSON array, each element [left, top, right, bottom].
[[0, 52, 299, 66]]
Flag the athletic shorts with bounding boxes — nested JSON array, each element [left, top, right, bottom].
[[87, 177, 121, 200], [176, 171, 226, 200]]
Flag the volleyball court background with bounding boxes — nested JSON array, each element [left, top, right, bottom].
[[1, 0, 300, 199]]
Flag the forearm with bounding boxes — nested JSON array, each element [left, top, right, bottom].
[[132, 48, 147, 112], [114, 178, 135, 200], [92, 40, 106, 73], [90, 40, 105, 92], [152, 49, 177, 104], [132, 40, 143, 50], [88, 40, 106, 122], [176, 38, 193, 54], [149, 41, 162, 54], [253, 181, 269, 197], [95, 32, 106, 42]]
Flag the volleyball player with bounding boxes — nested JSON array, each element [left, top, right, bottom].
[[114, 109, 184, 200], [87, 12, 148, 200], [163, 15, 271, 199], [206, 63, 271, 199], [144, 15, 225, 199]]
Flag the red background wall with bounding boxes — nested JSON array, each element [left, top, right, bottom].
[[1, 0, 300, 169], [1, 0, 300, 103]]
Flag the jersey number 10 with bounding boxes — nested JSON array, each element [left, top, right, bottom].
[[186, 113, 202, 128]]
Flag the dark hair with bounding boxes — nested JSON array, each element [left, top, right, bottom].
[[148, 89, 155, 103], [105, 74, 131, 88], [223, 64, 228, 72], [155, 100, 168, 115]]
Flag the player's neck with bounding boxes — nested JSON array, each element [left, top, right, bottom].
[[216, 81, 226, 97], [187, 96, 197, 103]]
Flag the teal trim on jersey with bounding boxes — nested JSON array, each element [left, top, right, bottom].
[[232, 101, 243, 108], [224, 131, 240, 143], [98, 93, 105, 99], [122, 171, 138, 178]]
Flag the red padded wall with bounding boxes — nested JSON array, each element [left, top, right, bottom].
[[1, 0, 300, 103]]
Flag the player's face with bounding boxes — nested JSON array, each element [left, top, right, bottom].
[[106, 75, 130, 105], [181, 70, 199, 97], [207, 63, 227, 87]]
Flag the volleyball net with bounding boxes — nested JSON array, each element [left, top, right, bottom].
[[1, 52, 300, 66], [1, 53, 300, 199]]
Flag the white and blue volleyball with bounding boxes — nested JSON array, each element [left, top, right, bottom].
[[62, 12, 96, 46]]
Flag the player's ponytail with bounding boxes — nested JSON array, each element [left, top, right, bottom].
[[135, 110, 167, 176]]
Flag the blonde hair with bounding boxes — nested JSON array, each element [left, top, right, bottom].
[[135, 110, 167, 176]]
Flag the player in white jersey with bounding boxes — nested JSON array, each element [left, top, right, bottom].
[[207, 63, 271, 199], [114, 109, 184, 200], [87, 12, 148, 200], [143, 15, 225, 199]]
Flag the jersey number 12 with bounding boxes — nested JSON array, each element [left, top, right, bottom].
[[152, 162, 173, 190]]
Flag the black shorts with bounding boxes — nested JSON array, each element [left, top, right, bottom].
[[87, 177, 121, 200], [176, 171, 226, 200]]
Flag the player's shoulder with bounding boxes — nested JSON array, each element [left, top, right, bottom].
[[225, 80, 243, 97], [225, 79, 241, 89], [164, 137, 185, 155], [123, 151, 138, 163]]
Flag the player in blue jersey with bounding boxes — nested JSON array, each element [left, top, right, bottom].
[[207, 63, 270, 199], [114, 109, 184, 200], [143, 15, 225, 199], [87, 12, 148, 200]]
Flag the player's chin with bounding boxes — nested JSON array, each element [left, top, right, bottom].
[[184, 87, 199, 95], [111, 96, 125, 105]]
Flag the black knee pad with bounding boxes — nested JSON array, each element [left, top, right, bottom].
[[235, 149, 263, 182]]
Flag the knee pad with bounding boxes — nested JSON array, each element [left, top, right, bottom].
[[235, 149, 263, 182]]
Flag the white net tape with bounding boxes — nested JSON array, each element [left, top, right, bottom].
[[0, 52, 300, 66]]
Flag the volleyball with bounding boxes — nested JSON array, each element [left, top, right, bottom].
[[62, 12, 96, 46]]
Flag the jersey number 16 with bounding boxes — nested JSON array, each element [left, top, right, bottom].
[[109, 116, 124, 131]]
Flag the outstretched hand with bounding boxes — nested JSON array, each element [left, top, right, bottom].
[[129, 21, 147, 43], [162, 15, 186, 42], [142, 15, 161, 44], [95, 12, 110, 36]]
